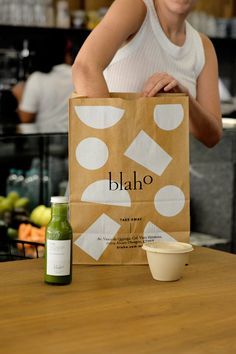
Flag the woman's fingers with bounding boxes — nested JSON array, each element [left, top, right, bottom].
[[147, 79, 177, 96], [142, 73, 179, 97], [163, 79, 178, 92]]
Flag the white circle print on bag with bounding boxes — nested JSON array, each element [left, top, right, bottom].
[[154, 185, 185, 217], [154, 104, 184, 131], [76, 137, 109, 170]]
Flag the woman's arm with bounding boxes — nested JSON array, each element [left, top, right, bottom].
[[190, 34, 222, 147], [142, 35, 222, 147], [72, 0, 146, 97]]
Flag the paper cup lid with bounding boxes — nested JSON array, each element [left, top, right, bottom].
[[142, 241, 193, 254]]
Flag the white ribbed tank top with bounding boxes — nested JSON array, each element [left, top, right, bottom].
[[103, 0, 205, 98]]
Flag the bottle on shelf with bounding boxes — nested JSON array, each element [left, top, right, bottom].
[[34, 0, 47, 27], [18, 39, 31, 81], [42, 169, 52, 207], [44, 196, 72, 285], [6, 168, 25, 197], [24, 158, 53, 210], [6, 168, 18, 195], [59, 180, 68, 196], [22, 0, 35, 26], [15, 169, 25, 197], [9, 0, 23, 26], [56, 0, 70, 28], [24, 168, 40, 210], [45, 0, 55, 27]]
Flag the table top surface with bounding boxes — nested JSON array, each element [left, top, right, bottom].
[[1, 246, 236, 354]]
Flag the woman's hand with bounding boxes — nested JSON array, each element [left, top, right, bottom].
[[142, 72, 189, 97]]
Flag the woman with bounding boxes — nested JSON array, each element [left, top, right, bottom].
[[72, 0, 222, 147]]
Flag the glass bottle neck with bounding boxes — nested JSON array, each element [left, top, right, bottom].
[[51, 203, 68, 219]]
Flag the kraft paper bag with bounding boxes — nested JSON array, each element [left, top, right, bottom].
[[69, 93, 190, 264]]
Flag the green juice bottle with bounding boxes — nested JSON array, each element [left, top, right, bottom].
[[44, 196, 72, 285]]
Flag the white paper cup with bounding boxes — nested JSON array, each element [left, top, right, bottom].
[[142, 241, 193, 281]]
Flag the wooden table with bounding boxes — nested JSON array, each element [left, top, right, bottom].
[[1, 247, 236, 354]]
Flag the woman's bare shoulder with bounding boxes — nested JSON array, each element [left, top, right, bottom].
[[109, 0, 147, 15], [198, 32, 219, 67], [103, 0, 147, 34], [199, 32, 215, 52]]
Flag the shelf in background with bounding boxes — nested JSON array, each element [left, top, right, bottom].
[[0, 24, 90, 50], [0, 24, 90, 35]]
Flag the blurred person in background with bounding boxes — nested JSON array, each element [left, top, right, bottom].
[[72, 0, 222, 147], [12, 39, 79, 196], [12, 39, 77, 133]]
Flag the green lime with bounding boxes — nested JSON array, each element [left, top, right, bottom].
[[7, 227, 18, 239], [7, 191, 20, 203]]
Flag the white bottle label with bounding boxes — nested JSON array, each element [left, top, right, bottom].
[[47, 240, 71, 276]]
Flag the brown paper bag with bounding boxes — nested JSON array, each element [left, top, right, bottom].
[[69, 93, 190, 264]]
